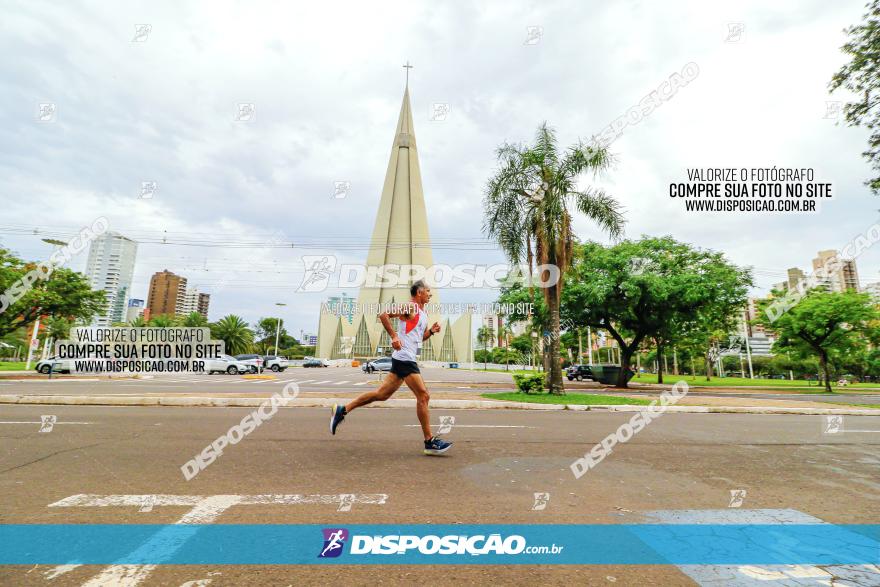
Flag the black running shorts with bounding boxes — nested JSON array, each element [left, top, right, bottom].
[[390, 358, 420, 378]]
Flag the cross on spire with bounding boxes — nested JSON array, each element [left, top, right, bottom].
[[403, 61, 413, 87]]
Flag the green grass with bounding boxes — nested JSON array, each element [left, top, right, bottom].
[[629, 373, 880, 390], [481, 391, 651, 405], [0, 362, 27, 371]]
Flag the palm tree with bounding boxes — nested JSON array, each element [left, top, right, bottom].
[[129, 316, 147, 327], [147, 314, 176, 327], [180, 312, 209, 327], [476, 326, 494, 370], [211, 315, 254, 355], [484, 123, 625, 394]]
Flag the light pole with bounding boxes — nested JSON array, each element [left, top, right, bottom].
[[27, 239, 68, 371], [273, 303, 287, 355]]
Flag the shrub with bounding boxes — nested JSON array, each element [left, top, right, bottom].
[[513, 372, 547, 394]]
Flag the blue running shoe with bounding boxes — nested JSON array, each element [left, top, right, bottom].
[[330, 404, 346, 435], [423, 436, 452, 455]]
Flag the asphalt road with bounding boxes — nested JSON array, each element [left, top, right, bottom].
[[1, 403, 878, 586], [5, 367, 880, 406]]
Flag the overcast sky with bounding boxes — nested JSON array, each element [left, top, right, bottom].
[[1, 0, 877, 338]]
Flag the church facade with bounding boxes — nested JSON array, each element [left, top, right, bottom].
[[315, 87, 473, 362]]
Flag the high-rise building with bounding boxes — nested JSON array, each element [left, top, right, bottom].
[[812, 250, 859, 293], [481, 314, 500, 349], [315, 84, 472, 361], [147, 270, 187, 318], [85, 232, 138, 327], [180, 287, 211, 319], [864, 282, 880, 302], [125, 299, 145, 323]]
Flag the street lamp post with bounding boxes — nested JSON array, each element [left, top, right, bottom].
[[273, 303, 287, 355], [27, 239, 68, 371]]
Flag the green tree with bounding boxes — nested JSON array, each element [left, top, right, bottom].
[[476, 326, 494, 369], [254, 317, 296, 353], [211, 315, 254, 355], [180, 312, 209, 328], [128, 316, 147, 327], [757, 290, 879, 392], [830, 0, 880, 194], [0, 248, 105, 338], [564, 237, 751, 387], [147, 314, 176, 327], [483, 123, 625, 393]]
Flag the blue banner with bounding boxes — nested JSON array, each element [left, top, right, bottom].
[[1, 524, 878, 565]]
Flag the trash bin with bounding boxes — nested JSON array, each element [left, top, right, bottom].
[[590, 364, 633, 385]]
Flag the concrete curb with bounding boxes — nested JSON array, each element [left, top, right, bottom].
[[0, 394, 878, 415]]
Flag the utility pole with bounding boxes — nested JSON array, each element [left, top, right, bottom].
[[586, 326, 593, 366], [742, 320, 754, 379], [273, 302, 287, 357]]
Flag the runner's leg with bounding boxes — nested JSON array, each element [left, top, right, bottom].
[[345, 372, 403, 412], [403, 373, 432, 441]]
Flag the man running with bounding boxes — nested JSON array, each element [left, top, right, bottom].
[[329, 280, 453, 455]]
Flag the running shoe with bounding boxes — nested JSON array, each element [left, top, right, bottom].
[[423, 436, 452, 455], [330, 404, 346, 435]]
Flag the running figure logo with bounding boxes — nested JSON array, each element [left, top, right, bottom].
[[318, 528, 349, 558], [298, 255, 337, 292]]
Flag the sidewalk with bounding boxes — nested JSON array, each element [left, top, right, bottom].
[[1, 392, 877, 416]]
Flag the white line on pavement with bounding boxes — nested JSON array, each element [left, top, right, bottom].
[[354, 382, 368, 386], [333, 381, 350, 385], [312, 380, 332, 385], [0, 421, 91, 425], [403, 424, 534, 428]]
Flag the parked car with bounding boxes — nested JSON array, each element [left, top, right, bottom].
[[205, 354, 251, 375], [362, 356, 392, 373], [261, 355, 289, 372], [303, 358, 329, 368], [566, 364, 594, 381], [34, 357, 74, 374], [235, 354, 265, 374]]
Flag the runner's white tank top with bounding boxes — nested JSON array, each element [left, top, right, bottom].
[[391, 306, 427, 362]]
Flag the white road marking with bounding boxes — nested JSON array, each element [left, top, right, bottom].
[[43, 564, 81, 579], [333, 380, 350, 385], [354, 381, 368, 386], [403, 424, 534, 428], [49, 493, 389, 508], [312, 380, 332, 385], [295, 380, 314, 384], [0, 421, 91, 425]]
